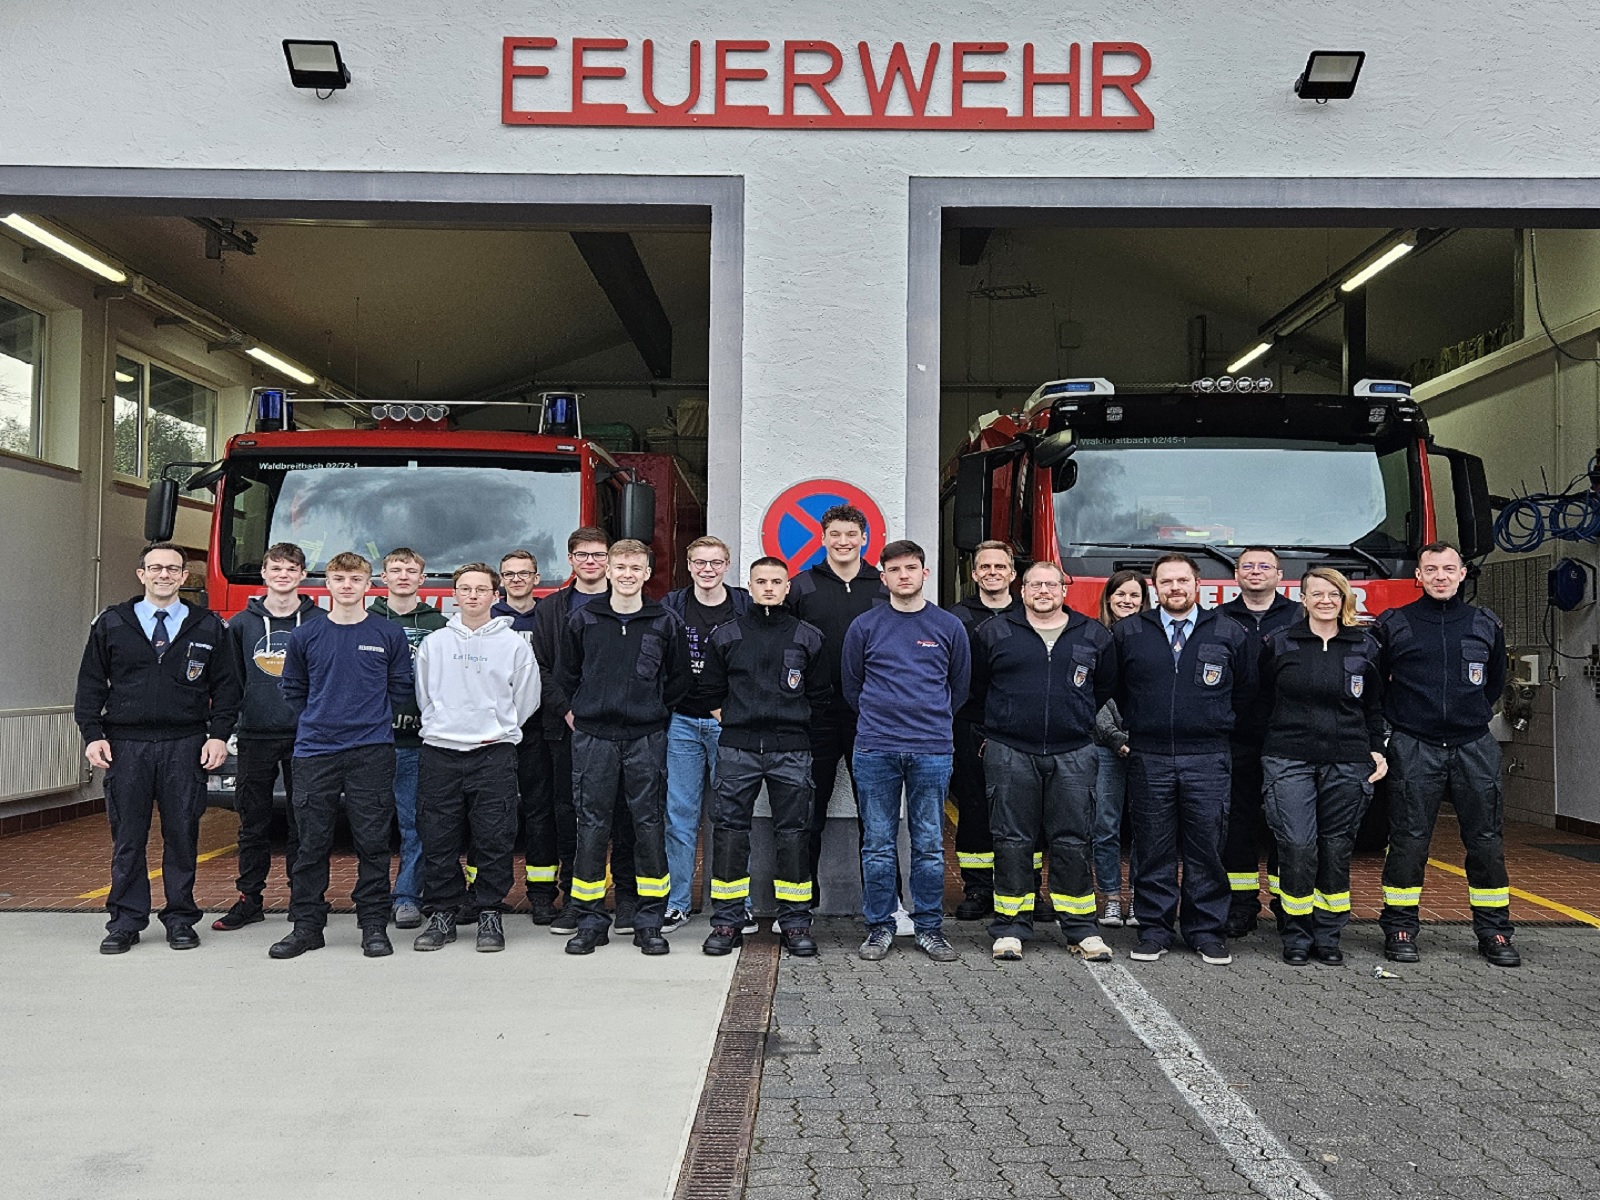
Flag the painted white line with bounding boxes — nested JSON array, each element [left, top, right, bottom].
[[1085, 962, 1334, 1200]]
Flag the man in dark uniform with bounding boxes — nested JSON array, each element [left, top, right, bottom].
[[1377, 541, 1519, 966], [75, 542, 242, 954], [1218, 547, 1298, 937], [946, 540, 1022, 921]]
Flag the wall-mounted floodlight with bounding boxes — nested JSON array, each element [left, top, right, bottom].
[[2, 214, 127, 282], [1294, 51, 1365, 101], [246, 345, 317, 385], [282, 40, 350, 92]]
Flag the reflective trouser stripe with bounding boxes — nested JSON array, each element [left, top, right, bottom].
[[1278, 892, 1314, 917], [1267, 873, 1282, 896], [1032, 851, 1044, 871], [636, 874, 671, 899], [1050, 892, 1097, 916], [570, 877, 607, 902], [710, 877, 751, 901], [1384, 886, 1422, 907], [773, 879, 813, 903], [993, 893, 1037, 918], [1469, 886, 1511, 907], [1228, 872, 1260, 893], [526, 864, 558, 883], [1313, 890, 1351, 913], [957, 851, 995, 870], [464, 864, 478, 885]]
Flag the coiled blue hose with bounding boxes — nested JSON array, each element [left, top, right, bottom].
[[1493, 456, 1600, 552]]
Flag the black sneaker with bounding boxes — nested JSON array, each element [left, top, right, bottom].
[[634, 928, 670, 955], [212, 894, 265, 932], [550, 906, 579, 935], [662, 908, 690, 933], [1384, 930, 1420, 963], [858, 927, 894, 961], [781, 926, 818, 957], [1223, 909, 1258, 939], [613, 898, 638, 934], [477, 911, 505, 953], [268, 928, 325, 959], [954, 893, 993, 921], [915, 930, 959, 962], [565, 927, 609, 955], [703, 925, 742, 956], [99, 929, 140, 955], [413, 911, 457, 952], [1478, 934, 1521, 968], [361, 926, 394, 957], [529, 900, 559, 926]]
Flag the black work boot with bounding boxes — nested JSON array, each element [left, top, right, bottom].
[[1384, 929, 1420, 963], [1478, 933, 1521, 967], [954, 892, 993, 921]]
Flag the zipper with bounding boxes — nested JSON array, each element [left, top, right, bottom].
[[1040, 638, 1053, 757], [1439, 613, 1448, 727]]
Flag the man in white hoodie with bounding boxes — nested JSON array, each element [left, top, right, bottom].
[[411, 563, 541, 952]]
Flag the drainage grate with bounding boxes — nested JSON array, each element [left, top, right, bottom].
[[672, 936, 780, 1200]]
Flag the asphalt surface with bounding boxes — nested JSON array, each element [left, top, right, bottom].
[[747, 917, 1600, 1200]]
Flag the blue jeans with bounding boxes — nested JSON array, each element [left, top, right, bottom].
[[665, 714, 720, 913], [853, 749, 952, 934], [1093, 745, 1129, 895], [392, 747, 423, 906]]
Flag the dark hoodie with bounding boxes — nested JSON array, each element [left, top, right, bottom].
[[786, 559, 888, 715], [947, 591, 1023, 723], [1377, 593, 1506, 745], [227, 595, 326, 738], [367, 596, 447, 748], [700, 604, 831, 752], [556, 595, 693, 740]]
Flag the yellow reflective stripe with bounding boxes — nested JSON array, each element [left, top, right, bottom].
[[635, 874, 671, 898], [1227, 872, 1260, 892], [1469, 886, 1511, 907], [1313, 890, 1351, 913], [956, 852, 994, 869], [1049, 892, 1097, 916], [463, 864, 479, 884], [993, 893, 1036, 918], [1267, 873, 1282, 896], [710, 877, 751, 901], [1032, 852, 1044, 870], [1383, 886, 1422, 907], [526, 864, 558, 883], [1278, 892, 1314, 916], [772, 879, 813, 902], [570, 877, 608, 902]]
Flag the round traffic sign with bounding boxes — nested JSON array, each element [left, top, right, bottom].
[[760, 479, 886, 573]]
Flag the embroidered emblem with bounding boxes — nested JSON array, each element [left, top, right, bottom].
[[1072, 664, 1088, 688], [1201, 663, 1223, 687], [186, 659, 205, 682], [1350, 676, 1364, 698], [787, 669, 802, 689], [1467, 662, 1485, 686]]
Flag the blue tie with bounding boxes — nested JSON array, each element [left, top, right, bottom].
[[1169, 618, 1189, 667], [151, 610, 170, 661]]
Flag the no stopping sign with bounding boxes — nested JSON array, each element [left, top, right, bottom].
[[760, 479, 886, 572]]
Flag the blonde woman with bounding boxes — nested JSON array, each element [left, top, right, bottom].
[[1256, 568, 1386, 966]]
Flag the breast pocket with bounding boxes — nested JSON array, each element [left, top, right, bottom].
[[781, 648, 807, 694], [1342, 656, 1369, 700], [1460, 638, 1491, 688], [1069, 645, 1098, 690], [1193, 645, 1229, 689], [635, 632, 665, 680], [180, 644, 213, 686]]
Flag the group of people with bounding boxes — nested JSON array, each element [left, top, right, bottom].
[[74, 507, 1519, 969]]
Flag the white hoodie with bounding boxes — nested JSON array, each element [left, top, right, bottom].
[[414, 615, 541, 750]]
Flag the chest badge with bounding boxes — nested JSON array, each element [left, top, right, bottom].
[[1072, 664, 1088, 688], [787, 668, 803, 690], [1350, 675, 1364, 698], [186, 659, 206, 682], [1201, 663, 1223, 687], [1467, 662, 1485, 686]]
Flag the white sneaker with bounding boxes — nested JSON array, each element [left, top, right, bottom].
[[992, 936, 1023, 961], [1099, 897, 1124, 928], [893, 906, 915, 937], [769, 919, 781, 935], [741, 911, 759, 935], [1071, 935, 1113, 962]]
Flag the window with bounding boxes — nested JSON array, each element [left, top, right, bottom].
[[113, 354, 216, 481], [0, 296, 44, 457]]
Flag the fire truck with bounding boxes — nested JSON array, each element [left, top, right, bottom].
[[145, 389, 704, 804], [944, 375, 1492, 615]]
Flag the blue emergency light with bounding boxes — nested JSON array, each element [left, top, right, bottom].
[[1354, 379, 1412, 397], [539, 391, 582, 437], [254, 388, 292, 431]]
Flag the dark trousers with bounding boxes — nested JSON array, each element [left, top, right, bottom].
[[548, 732, 635, 904], [421, 742, 519, 917], [1380, 730, 1512, 939], [288, 744, 396, 932], [234, 734, 299, 901], [104, 735, 206, 933], [1222, 743, 1279, 914], [712, 746, 815, 930], [570, 729, 667, 932], [951, 718, 994, 895], [514, 734, 559, 902], [984, 740, 1098, 942], [1262, 756, 1370, 951], [1128, 750, 1232, 949], [806, 707, 860, 903]]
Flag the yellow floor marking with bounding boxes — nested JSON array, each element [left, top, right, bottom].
[[76, 843, 239, 900], [1426, 857, 1600, 928]]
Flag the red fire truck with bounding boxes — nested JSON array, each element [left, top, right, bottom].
[[944, 376, 1493, 616]]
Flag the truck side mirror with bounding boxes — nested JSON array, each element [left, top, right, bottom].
[[1033, 430, 1075, 469], [1436, 447, 1492, 560], [952, 454, 993, 553], [145, 478, 179, 542], [619, 480, 657, 545]]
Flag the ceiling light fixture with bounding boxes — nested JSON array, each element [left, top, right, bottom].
[[1339, 238, 1415, 292], [1226, 342, 1274, 375], [283, 40, 351, 93], [1, 214, 127, 283], [114, 370, 136, 384], [1294, 51, 1366, 102], [247, 346, 317, 386]]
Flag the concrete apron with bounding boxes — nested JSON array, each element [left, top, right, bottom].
[[0, 913, 736, 1200]]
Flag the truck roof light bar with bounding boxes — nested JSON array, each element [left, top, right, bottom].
[[1353, 379, 1412, 397]]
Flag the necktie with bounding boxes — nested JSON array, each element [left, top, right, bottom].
[[1169, 618, 1188, 666], [151, 610, 170, 662]]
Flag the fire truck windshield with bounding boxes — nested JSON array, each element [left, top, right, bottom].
[[219, 452, 583, 580], [1053, 436, 1411, 555]]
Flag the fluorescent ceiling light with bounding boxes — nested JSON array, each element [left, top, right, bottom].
[[114, 370, 136, 384], [1226, 342, 1273, 374], [1340, 241, 1413, 292], [2, 214, 127, 283], [246, 346, 317, 385]]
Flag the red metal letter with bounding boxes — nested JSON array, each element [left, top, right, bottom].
[[783, 40, 845, 117], [642, 39, 702, 114], [572, 38, 629, 118], [951, 42, 1009, 121], [1090, 42, 1154, 129], [1022, 43, 1079, 119], [502, 37, 557, 123], [857, 42, 941, 118], [715, 40, 772, 120]]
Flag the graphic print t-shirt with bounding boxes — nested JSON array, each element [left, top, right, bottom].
[[678, 595, 736, 719]]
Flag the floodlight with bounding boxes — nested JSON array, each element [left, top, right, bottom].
[[283, 40, 351, 91], [1294, 51, 1365, 101]]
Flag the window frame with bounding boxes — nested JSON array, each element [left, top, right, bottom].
[[111, 348, 218, 486], [0, 288, 47, 461]]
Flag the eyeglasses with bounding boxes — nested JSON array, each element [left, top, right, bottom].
[[455, 586, 496, 597], [1023, 581, 1064, 591], [501, 571, 536, 581], [1237, 562, 1279, 573], [140, 564, 186, 575], [572, 551, 608, 562], [689, 559, 728, 569]]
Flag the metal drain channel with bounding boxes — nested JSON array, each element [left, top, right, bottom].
[[672, 936, 781, 1200]]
